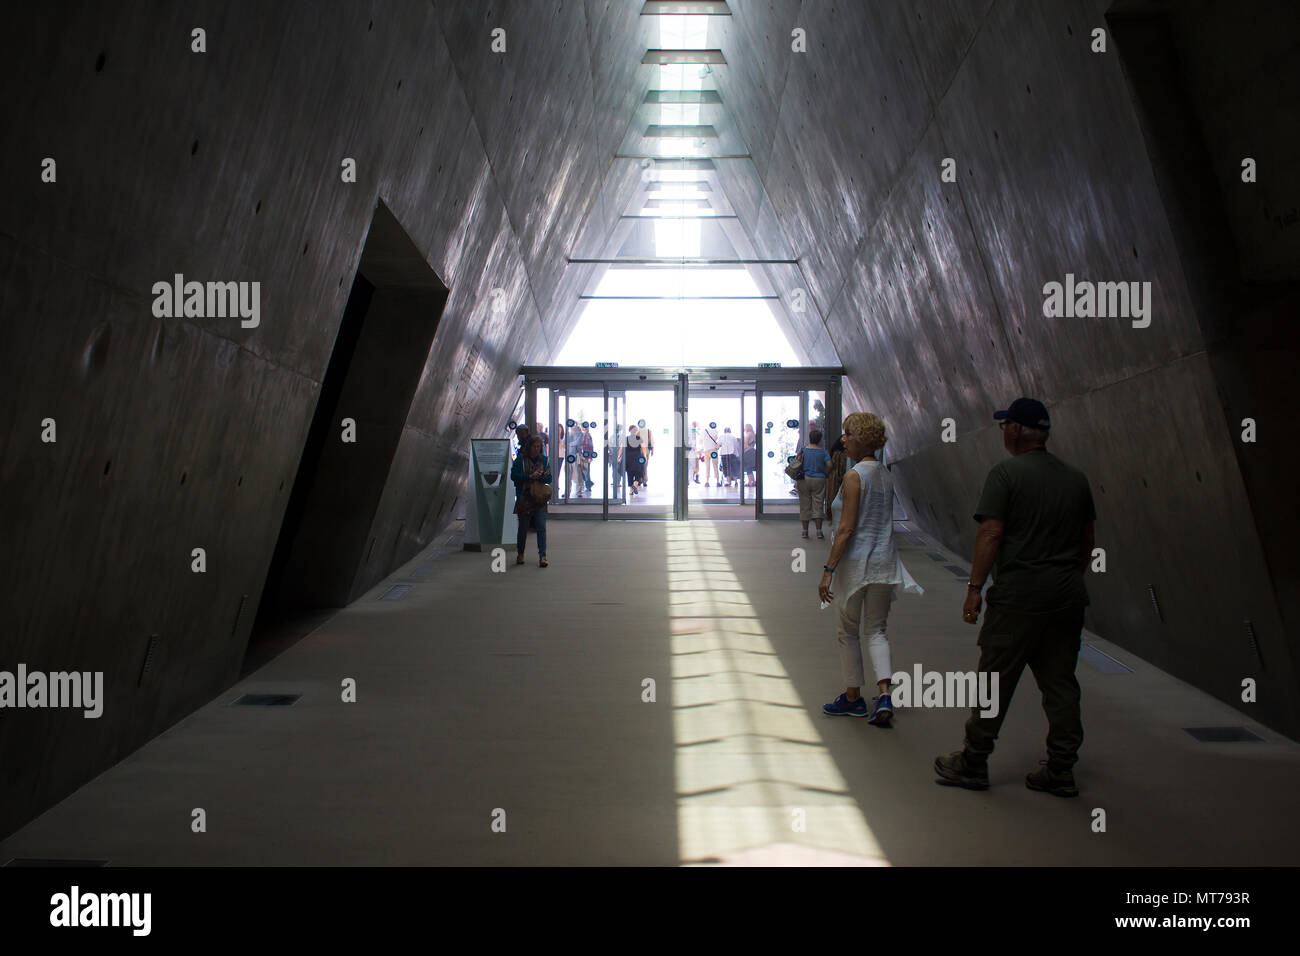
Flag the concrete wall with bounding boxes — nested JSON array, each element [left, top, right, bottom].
[[0, 1, 643, 838]]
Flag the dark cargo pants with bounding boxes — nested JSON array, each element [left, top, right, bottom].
[[963, 602, 1085, 771]]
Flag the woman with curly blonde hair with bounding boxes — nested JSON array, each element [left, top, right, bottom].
[[818, 412, 922, 725]]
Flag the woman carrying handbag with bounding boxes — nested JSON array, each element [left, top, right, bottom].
[[510, 435, 552, 567]]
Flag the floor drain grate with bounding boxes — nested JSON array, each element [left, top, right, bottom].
[[1079, 643, 1132, 674], [926, 552, 946, 561], [232, 693, 301, 706], [381, 585, 412, 601], [944, 565, 967, 577], [3, 858, 109, 867], [1184, 726, 1263, 743]]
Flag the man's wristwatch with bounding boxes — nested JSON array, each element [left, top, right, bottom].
[[967, 582, 983, 590], [823, 565, 836, 574]]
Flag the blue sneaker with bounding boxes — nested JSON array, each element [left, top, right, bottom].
[[823, 693, 868, 717], [867, 694, 894, 727]]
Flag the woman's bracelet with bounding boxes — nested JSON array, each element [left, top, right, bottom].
[[823, 565, 836, 574]]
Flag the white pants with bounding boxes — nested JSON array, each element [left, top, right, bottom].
[[836, 583, 895, 687]]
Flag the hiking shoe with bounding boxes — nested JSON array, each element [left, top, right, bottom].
[[934, 751, 990, 790], [1026, 761, 1078, 797], [801, 530, 810, 539], [867, 694, 894, 727], [822, 693, 868, 717], [817, 530, 825, 539]]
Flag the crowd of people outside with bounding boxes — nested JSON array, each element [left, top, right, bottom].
[[689, 420, 758, 488]]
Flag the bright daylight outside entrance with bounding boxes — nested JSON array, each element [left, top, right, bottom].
[[510, 12, 844, 523]]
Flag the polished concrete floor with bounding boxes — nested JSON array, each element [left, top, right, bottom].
[[2, 519, 1297, 866]]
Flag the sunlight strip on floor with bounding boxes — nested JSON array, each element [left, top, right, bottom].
[[666, 523, 888, 865]]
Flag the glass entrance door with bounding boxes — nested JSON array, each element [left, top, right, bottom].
[[550, 389, 606, 516], [685, 387, 753, 514], [608, 386, 676, 518], [523, 367, 839, 521], [758, 391, 803, 516]]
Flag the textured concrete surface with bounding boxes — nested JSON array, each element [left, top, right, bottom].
[[1, 520, 1295, 866], [1, 0, 1296, 843]]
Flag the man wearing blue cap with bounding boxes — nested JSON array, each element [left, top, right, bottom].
[[934, 398, 1096, 797]]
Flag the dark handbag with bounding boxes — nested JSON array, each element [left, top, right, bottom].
[[784, 454, 804, 480], [530, 480, 552, 504]]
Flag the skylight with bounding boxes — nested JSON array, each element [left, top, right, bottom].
[[555, 9, 802, 368]]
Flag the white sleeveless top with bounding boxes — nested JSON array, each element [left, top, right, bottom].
[[828, 460, 923, 600]]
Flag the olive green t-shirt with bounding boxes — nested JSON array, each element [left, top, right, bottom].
[[973, 449, 1096, 613]]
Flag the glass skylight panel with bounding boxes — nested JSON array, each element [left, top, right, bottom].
[[657, 14, 709, 51], [591, 267, 769, 299], [658, 65, 705, 92], [658, 103, 702, 125], [654, 217, 702, 258], [653, 170, 709, 182]]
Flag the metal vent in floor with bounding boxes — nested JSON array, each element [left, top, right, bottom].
[[380, 585, 412, 601], [944, 565, 967, 577], [926, 552, 946, 561], [1184, 726, 1263, 743], [231, 693, 301, 706], [4, 857, 109, 867]]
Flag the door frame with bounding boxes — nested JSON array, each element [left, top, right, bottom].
[[521, 367, 842, 521]]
